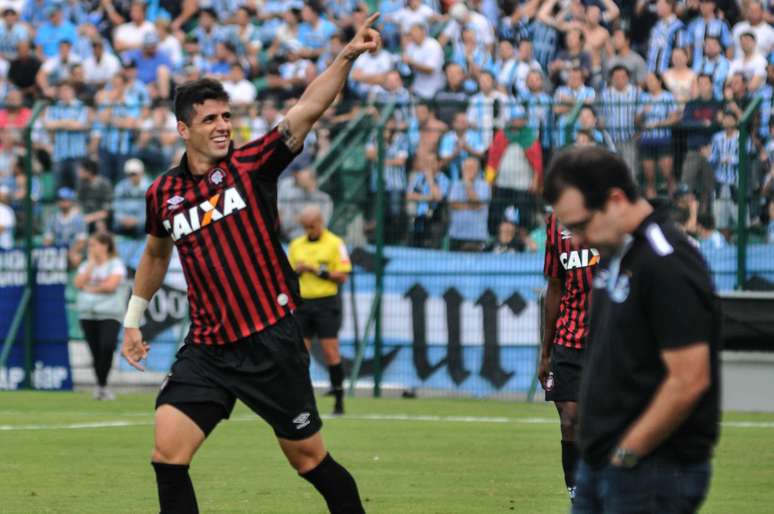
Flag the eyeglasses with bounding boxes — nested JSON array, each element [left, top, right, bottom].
[[562, 212, 596, 235]]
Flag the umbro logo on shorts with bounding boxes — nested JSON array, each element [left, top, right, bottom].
[[293, 412, 311, 430]]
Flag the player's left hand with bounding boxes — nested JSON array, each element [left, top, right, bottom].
[[342, 12, 382, 61]]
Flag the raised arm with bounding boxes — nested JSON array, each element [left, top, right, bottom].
[[280, 13, 382, 153]]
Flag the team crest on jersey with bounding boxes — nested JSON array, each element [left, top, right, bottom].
[[162, 186, 247, 241], [167, 195, 185, 210], [559, 248, 600, 270], [209, 167, 226, 185]]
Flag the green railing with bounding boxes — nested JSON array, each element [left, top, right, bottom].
[[737, 96, 763, 289]]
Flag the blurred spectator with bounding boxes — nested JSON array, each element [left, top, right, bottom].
[[512, 40, 542, 94], [606, 28, 648, 88], [229, 7, 261, 70], [192, 7, 227, 59], [73, 231, 127, 401], [135, 100, 177, 171], [93, 73, 141, 183], [82, 37, 121, 89], [113, 0, 155, 53], [122, 60, 151, 108], [439, 111, 486, 181], [124, 31, 172, 99], [693, 36, 730, 99], [44, 81, 90, 189], [365, 117, 409, 243], [637, 72, 680, 198], [673, 183, 699, 235], [402, 22, 444, 100], [0, 183, 14, 248], [350, 43, 394, 99], [406, 153, 449, 248], [267, 7, 302, 62], [729, 31, 766, 92], [646, 0, 686, 75], [0, 7, 28, 60], [709, 108, 740, 238], [576, 106, 616, 151], [450, 27, 494, 87], [531, 0, 560, 72], [484, 218, 525, 253], [497, 0, 538, 48], [553, 67, 595, 148], [762, 160, 774, 241], [77, 159, 112, 233], [518, 69, 552, 161], [387, 0, 438, 37], [112, 158, 149, 238], [433, 63, 471, 127], [583, 1, 619, 88], [316, 31, 347, 75], [297, 2, 337, 61], [222, 63, 256, 106], [466, 70, 508, 148], [408, 100, 447, 175], [548, 28, 591, 87], [681, 73, 723, 215], [663, 47, 696, 105], [440, 2, 495, 53], [204, 40, 238, 80], [686, 0, 733, 67], [599, 65, 641, 177], [42, 186, 87, 268], [37, 40, 82, 97], [277, 168, 333, 242], [732, 1, 774, 57], [8, 40, 40, 99], [265, 47, 315, 101], [34, 3, 77, 59], [0, 88, 30, 133], [723, 72, 751, 120], [447, 157, 490, 251], [494, 39, 519, 94], [696, 213, 727, 248]]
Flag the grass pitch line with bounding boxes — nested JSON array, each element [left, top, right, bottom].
[[1, 414, 773, 431]]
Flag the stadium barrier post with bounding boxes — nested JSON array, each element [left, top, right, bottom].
[[563, 99, 585, 149], [736, 96, 762, 289]]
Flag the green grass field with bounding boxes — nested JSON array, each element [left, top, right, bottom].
[[1, 392, 773, 513]]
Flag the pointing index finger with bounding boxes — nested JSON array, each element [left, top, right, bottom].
[[363, 12, 380, 30]]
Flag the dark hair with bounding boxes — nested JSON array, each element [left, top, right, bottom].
[[697, 213, 716, 230], [543, 146, 639, 210], [79, 158, 98, 175], [199, 7, 217, 19], [609, 64, 630, 78], [174, 78, 230, 124], [697, 73, 713, 82], [92, 231, 117, 257]]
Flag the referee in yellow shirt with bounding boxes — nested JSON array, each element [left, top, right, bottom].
[[289, 205, 352, 415]]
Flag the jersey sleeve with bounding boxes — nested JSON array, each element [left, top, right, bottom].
[[144, 181, 168, 238], [333, 239, 352, 274], [543, 214, 562, 279], [231, 126, 302, 182], [644, 252, 715, 350]]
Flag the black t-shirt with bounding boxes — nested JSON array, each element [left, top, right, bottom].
[[577, 208, 721, 468]]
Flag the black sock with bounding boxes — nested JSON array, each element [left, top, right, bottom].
[[300, 453, 364, 514], [152, 462, 199, 514], [561, 440, 578, 489], [329, 363, 344, 403]]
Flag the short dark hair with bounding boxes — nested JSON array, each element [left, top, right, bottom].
[[174, 78, 230, 124], [609, 64, 630, 78], [79, 158, 98, 176], [543, 146, 639, 210], [697, 213, 716, 230]]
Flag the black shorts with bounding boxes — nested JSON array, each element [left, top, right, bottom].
[[294, 295, 342, 339], [544, 344, 585, 403], [156, 315, 322, 440]]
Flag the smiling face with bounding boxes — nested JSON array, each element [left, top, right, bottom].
[[178, 99, 232, 163]]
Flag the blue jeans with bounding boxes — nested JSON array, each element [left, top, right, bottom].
[[572, 456, 711, 514]]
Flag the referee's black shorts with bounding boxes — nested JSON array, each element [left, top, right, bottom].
[[294, 295, 342, 339], [544, 344, 585, 403], [155, 315, 322, 440]]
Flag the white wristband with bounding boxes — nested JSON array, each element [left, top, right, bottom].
[[124, 295, 149, 329]]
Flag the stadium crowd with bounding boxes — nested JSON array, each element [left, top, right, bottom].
[[2, 0, 774, 261]]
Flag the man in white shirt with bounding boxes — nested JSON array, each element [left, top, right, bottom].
[[729, 31, 767, 91], [387, 0, 438, 35], [82, 38, 121, 88], [222, 63, 256, 105], [350, 46, 394, 98], [732, 1, 774, 57], [0, 184, 15, 249], [113, 1, 155, 52], [403, 22, 444, 100], [439, 2, 495, 52]]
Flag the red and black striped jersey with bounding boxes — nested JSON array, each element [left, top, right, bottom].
[[145, 127, 301, 345], [543, 213, 599, 350]]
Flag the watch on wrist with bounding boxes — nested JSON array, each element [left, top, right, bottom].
[[613, 447, 640, 468]]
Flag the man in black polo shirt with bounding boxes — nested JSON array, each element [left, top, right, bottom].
[[543, 146, 720, 514]]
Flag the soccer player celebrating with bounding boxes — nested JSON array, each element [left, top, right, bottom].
[[540, 211, 599, 502], [120, 14, 383, 514], [288, 205, 352, 415]]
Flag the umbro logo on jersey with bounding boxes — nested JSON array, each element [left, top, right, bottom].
[[560, 248, 600, 270], [162, 187, 247, 241], [167, 196, 185, 210], [560, 230, 573, 240], [293, 412, 311, 430]]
